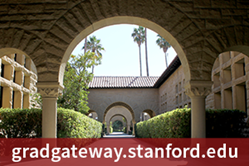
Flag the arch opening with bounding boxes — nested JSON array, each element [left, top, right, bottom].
[[104, 102, 134, 135], [87, 110, 98, 120], [103, 102, 135, 124], [140, 109, 156, 121], [210, 50, 249, 118], [0, 48, 38, 109], [59, 16, 190, 86], [110, 115, 126, 132]]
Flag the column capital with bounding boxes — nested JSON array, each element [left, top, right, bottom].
[[184, 80, 213, 98], [37, 82, 64, 98]]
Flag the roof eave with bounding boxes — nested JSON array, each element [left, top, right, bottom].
[[153, 56, 181, 88]]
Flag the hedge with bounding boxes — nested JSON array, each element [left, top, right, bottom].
[[0, 108, 102, 138], [136, 107, 249, 138]]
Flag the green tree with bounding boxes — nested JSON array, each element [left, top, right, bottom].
[[156, 34, 171, 68], [82, 36, 105, 74], [57, 51, 100, 114], [132, 26, 145, 76], [112, 120, 124, 132]]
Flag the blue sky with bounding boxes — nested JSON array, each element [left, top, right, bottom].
[[72, 24, 177, 77]]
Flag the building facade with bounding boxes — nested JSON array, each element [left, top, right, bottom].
[[0, 53, 38, 109], [159, 51, 249, 118], [88, 51, 249, 124]]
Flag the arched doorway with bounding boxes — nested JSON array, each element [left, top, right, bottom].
[[110, 115, 126, 132], [87, 110, 98, 120], [104, 102, 134, 135], [140, 109, 156, 121]]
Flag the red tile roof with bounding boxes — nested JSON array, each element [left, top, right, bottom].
[[89, 76, 159, 88]]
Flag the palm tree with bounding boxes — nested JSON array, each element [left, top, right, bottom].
[[82, 36, 104, 74], [156, 34, 171, 68], [132, 26, 145, 77], [144, 28, 149, 76]]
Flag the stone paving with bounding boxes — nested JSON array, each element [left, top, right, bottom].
[[103, 132, 135, 138]]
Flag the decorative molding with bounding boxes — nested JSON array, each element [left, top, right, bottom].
[[184, 80, 213, 98], [37, 82, 64, 98]]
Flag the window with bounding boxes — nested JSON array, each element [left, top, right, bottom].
[[1, 63, 4, 77], [12, 91, 15, 108], [13, 71, 16, 83], [14, 54, 17, 61], [0, 86, 2, 108]]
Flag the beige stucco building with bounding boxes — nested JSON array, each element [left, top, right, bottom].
[[88, 52, 249, 127], [0, 53, 38, 109], [159, 51, 249, 117]]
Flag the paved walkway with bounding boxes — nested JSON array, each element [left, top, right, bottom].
[[103, 132, 135, 138]]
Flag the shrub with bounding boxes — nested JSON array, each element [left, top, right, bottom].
[[0, 108, 102, 138], [109, 126, 113, 133], [57, 108, 102, 138], [136, 108, 248, 138], [0, 108, 42, 138], [122, 127, 127, 133], [206, 109, 248, 137]]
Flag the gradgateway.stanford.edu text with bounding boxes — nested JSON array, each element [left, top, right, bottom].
[[12, 143, 238, 162]]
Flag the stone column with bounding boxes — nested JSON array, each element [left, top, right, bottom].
[[246, 82, 249, 124], [37, 82, 63, 138], [132, 121, 136, 136], [127, 124, 130, 134], [185, 81, 212, 138], [106, 123, 110, 135]]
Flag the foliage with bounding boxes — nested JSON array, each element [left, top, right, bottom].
[[131, 26, 145, 46], [156, 34, 171, 67], [156, 34, 171, 53], [57, 52, 99, 114], [112, 120, 124, 132], [122, 127, 127, 133], [109, 121, 113, 133], [57, 108, 102, 138], [0, 108, 42, 138], [136, 108, 249, 138], [110, 126, 113, 133], [131, 26, 145, 76], [82, 35, 105, 74], [205, 109, 249, 137], [30, 93, 42, 108], [0, 108, 102, 138]]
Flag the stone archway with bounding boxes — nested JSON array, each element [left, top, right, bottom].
[[110, 115, 127, 133], [2, 1, 249, 138], [103, 102, 135, 124], [104, 103, 134, 134], [59, 16, 191, 85], [87, 110, 98, 120], [0, 48, 38, 109], [141, 109, 156, 121], [111, 115, 126, 128]]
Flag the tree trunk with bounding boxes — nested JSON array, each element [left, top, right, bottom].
[[84, 37, 87, 54], [92, 65, 95, 74], [165, 52, 168, 68], [139, 44, 142, 76], [145, 28, 149, 76]]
